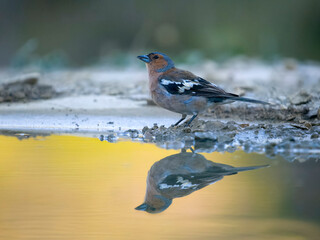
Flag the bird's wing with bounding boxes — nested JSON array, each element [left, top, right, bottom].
[[158, 69, 238, 98], [157, 173, 224, 198]]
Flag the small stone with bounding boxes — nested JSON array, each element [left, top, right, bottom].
[[286, 116, 295, 121], [258, 124, 267, 129], [21, 74, 39, 85], [0, 72, 57, 103], [126, 129, 139, 138], [226, 145, 237, 153], [290, 91, 312, 105], [306, 108, 318, 119], [227, 122, 237, 131], [304, 122, 312, 130], [13, 91, 25, 99], [206, 121, 225, 130], [106, 134, 117, 143], [144, 132, 154, 141], [265, 143, 277, 158], [284, 59, 297, 70], [183, 127, 191, 133], [99, 135, 104, 141], [291, 124, 308, 130], [142, 126, 149, 134], [311, 133, 319, 139], [239, 123, 249, 128], [217, 134, 234, 143]]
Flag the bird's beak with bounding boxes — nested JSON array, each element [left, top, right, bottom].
[[137, 55, 151, 63], [135, 203, 148, 211]]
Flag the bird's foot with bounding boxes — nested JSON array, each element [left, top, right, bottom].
[[170, 124, 179, 128]]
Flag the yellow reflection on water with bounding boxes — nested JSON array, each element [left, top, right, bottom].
[[0, 135, 319, 240]]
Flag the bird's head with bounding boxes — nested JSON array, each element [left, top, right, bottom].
[[137, 52, 175, 73], [135, 195, 172, 214]]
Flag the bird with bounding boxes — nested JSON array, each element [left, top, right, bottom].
[[137, 52, 269, 126], [135, 151, 268, 213]]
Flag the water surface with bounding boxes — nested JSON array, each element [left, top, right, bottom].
[[0, 135, 319, 239]]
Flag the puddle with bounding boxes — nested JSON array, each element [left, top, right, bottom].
[[0, 134, 319, 239]]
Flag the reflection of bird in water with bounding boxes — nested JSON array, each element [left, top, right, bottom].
[[136, 151, 268, 213]]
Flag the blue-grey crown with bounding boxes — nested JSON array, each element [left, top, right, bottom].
[[151, 52, 175, 72]]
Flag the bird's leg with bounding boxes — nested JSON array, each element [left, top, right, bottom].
[[184, 114, 198, 127], [173, 114, 187, 126]]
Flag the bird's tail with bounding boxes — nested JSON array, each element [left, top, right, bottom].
[[228, 96, 270, 105], [232, 165, 269, 173]]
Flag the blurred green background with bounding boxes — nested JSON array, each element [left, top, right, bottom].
[[0, 0, 319, 67]]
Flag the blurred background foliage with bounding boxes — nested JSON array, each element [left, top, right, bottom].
[[0, 0, 319, 68]]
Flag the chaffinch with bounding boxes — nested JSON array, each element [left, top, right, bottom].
[[138, 52, 269, 126], [135, 151, 268, 214]]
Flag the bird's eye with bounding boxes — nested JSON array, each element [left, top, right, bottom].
[[153, 55, 159, 59]]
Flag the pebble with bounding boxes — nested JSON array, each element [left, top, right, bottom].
[[290, 91, 312, 105], [304, 122, 312, 130], [291, 124, 309, 130], [99, 135, 104, 141], [144, 132, 154, 141], [0, 75, 56, 103]]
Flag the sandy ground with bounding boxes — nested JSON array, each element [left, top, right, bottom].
[[0, 58, 319, 161]]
